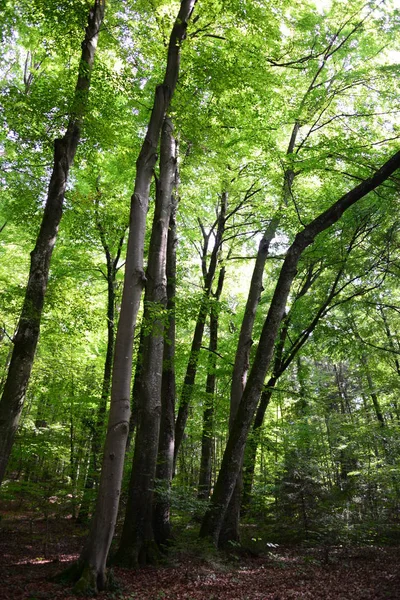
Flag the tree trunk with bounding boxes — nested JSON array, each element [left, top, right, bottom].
[[125, 318, 145, 452], [361, 354, 385, 427], [240, 219, 378, 513], [174, 192, 227, 468], [218, 106, 303, 545], [229, 216, 280, 421], [114, 119, 176, 567], [153, 166, 178, 547], [198, 266, 225, 500], [200, 149, 400, 544], [379, 306, 400, 419], [78, 221, 125, 524], [0, 0, 105, 486], [71, 2, 197, 591], [218, 218, 278, 545]]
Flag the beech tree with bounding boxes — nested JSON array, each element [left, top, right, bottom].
[[69, 1, 197, 592], [115, 118, 177, 566], [200, 150, 400, 545], [1, 0, 400, 591], [0, 0, 105, 485]]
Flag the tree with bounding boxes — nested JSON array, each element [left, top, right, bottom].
[[114, 118, 177, 566], [69, 1, 197, 591], [0, 0, 105, 486], [200, 149, 400, 546]]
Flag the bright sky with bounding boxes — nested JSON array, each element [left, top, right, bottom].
[[315, 0, 400, 14]]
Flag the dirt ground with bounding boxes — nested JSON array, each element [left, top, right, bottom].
[[0, 513, 399, 599]]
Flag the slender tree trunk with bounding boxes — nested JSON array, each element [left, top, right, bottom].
[[153, 149, 179, 548], [125, 318, 145, 452], [174, 192, 227, 468], [78, 224, 125, 523], [218, 107, 303, 545], [200, 150, 400, 545], [361, 354, 385, 427], [218, 219, 278, 545], [229, 216, 280, 418], [198, 266, 225, 500], [114, 119, 176, 567], [240, 222, 370, 513], [0, 0, 105, 486], [379, 307, 400, 418], [71, 2, 197, 592]]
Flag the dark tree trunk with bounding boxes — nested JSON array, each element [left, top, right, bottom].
[[379, 307, 400, 419], [0, 0, 105, 486], [174, 192, 227, 468], [114, 119, 176, 567], [153, 169, 178, 547], [72, 2, 197, 592], [241, 220, 377, 511], [218, 106, 304, 545], [362, 354, 385, 427], [218, 218, 278, 545], [200, 150, 400, 545], [125, 319, 146, 452], [198, 266, 226, 500], [229, 217, 280, 420]]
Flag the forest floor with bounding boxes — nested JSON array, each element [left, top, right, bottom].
[[0, 512, 399, 600]]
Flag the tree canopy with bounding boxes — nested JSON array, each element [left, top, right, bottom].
[[1, 0, 400, 595]]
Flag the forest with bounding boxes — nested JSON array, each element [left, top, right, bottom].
[[1, 0, 400, 598]]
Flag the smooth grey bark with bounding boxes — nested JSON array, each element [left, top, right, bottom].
[[73, 1, 197, 592], [0, 0, 105, 486], [125, 319, 146, 452], [200, 149, 400, 544], [174, 192, 227, 468], [198, 266, 226, 500], [153, 150, 179, 547], [114, 119, 176, 567]]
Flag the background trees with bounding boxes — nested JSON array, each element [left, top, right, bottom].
[[1, 0, 400, 591]]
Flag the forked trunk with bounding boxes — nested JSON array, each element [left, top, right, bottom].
[[114, 119, 176, 567], [218, 110, 301, 545], [78, 224, 125, 523], [218, 217, 278, 544], [72, 2, 197, 591], [174, 192, 227, 468]]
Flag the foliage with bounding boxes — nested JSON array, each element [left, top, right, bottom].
[[1, 0, 400, 586]]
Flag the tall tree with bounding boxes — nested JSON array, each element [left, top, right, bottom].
[[78, 190, 127, 524], [174, 191, 228, 466], [153, 165, 179, 547], [70, 1, 197, 592], [200, 149, 400, 545], [114, 118, 177, 566], [198, 264, 226, 500], [0, 0, 105, 486]]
